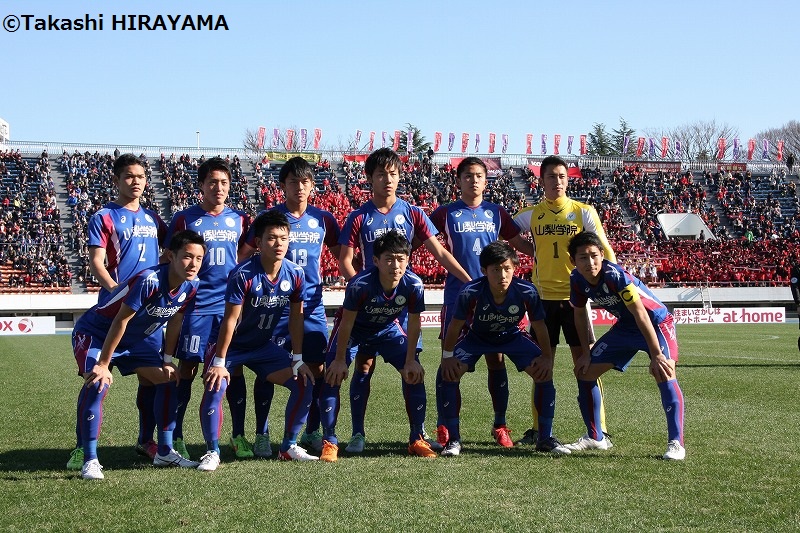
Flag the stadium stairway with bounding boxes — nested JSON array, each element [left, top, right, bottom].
[[49, 153, 88, 293]]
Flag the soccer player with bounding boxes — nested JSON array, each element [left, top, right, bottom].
[[513, 155, 616, 446], [338, 147, 469, 453], [564, 231, 685, 460], [68, 153, 168, 471], [791, 258, 800, 352], [199, 209, 318, 471], [72, 230, 206, 480], [321, 230, 435, 462], [429, 157, 534, 449], [165, 157, 250, 460], [234, 156, 341, 457], [437, 241, 570, 456]]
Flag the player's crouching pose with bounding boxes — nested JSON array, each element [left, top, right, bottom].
[[71, 230, 206, 480], [200, 210, 318, 471], [321, 230, 436, 462], [564, 231, 685, 460], [437, 241, 571, 456]]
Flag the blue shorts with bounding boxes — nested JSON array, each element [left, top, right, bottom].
[[72, 330, 162, 377], [590, 314, 679, 371], [453, 331, 542, 372], [325, 322, 418, 371], [221, 341, 292, 381], [272, 304, 329, 364], [176, 313, 222, 363]]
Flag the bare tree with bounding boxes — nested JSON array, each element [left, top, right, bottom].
[[242, 125, 307, 155], [645, 120, 738, 161], [753, 120, 800, 161]]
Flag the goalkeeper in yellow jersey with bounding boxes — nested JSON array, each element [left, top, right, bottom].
[[513, 156, 616, 446]]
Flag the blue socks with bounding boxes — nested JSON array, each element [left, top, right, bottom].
[[79, 383, 109, 461], [658, 379, 685, 444], [533, 380, 556, 441], [200, 378, 227, 453], [226, 373, 247, 438], [576, 379, 603, 441], [254, 379, 275, 435], [488, 367, 509, 427], [349, 370, 372, 437]]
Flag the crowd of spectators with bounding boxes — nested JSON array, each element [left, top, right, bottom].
[[2, 149, 799, 293], [0, 151, 72, 291]]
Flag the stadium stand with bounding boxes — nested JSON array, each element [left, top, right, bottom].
[[0, 147, 797, 294]]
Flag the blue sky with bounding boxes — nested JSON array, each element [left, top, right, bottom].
[[2, 0, 797, 152]]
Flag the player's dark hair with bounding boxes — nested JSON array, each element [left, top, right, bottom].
[[456, 156, 487, 178], [479, 241, 519, 268], [197, 156, 231, 184], [168, 230, 207, 253], [539, 155, 569, 177], [365, 147, 402, 178], [372, 230, 411, 258], [279, 156, 314, 183], [568, 231, 605, 259], [253, 209, 290, 239], [112, 153, 146, 177]]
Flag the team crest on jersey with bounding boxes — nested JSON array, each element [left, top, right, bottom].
[[145, 214, 154, 223], [395, 295, 406, 305], [308, 218, 319, 229], [225, 217, 236, 227], [508, 305, 519, 314], [484, 210, 494, 219], [280, 280, 291, 291], [566, 212, 576, 221], [178, 293, 187, 303], [394, 214, 406, 225], [194, 219, 203, 226]]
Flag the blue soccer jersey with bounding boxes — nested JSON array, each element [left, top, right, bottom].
[[342, 266, 426, 339], [430, 200, 521, 306], [248, 204, 340, 313], [339, 198, 437, 269], [569, 259, 670, 329], [224, 256, 305, 351], [74, 263, 199, 353], [87, 202, 167, 304], [167, 204, 249, 315], [454, 277, 546, 345]]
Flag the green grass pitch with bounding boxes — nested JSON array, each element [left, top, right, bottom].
[[0, 324, 798, 531]]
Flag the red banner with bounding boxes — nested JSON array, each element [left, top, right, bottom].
[[488, 133, 496, 154], [286, 129, 295, 150], [717, 163, 747, 172], [461, 133, 469, 153], [553, 134, 561, 155], [256, 126, 265, 150], [452, 157, 503, 175], [777, 140, 784, 161], [368, 131, 375, 152], [392, 130, 400, 151], [526, 133, 533, 155], [661, 137, 668, 158], [434, 131, 442, 152], [580, 134, 587, 155], [636, 137, 645, 157], [717, 138, 726, 160], [623, 161, 682, 173], [313, 128, 321, 150], [747, 139, 755, 160], [342, 154, 368, 163]]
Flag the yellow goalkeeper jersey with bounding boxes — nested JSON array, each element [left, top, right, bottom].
[[514, 196, 615, 300]]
